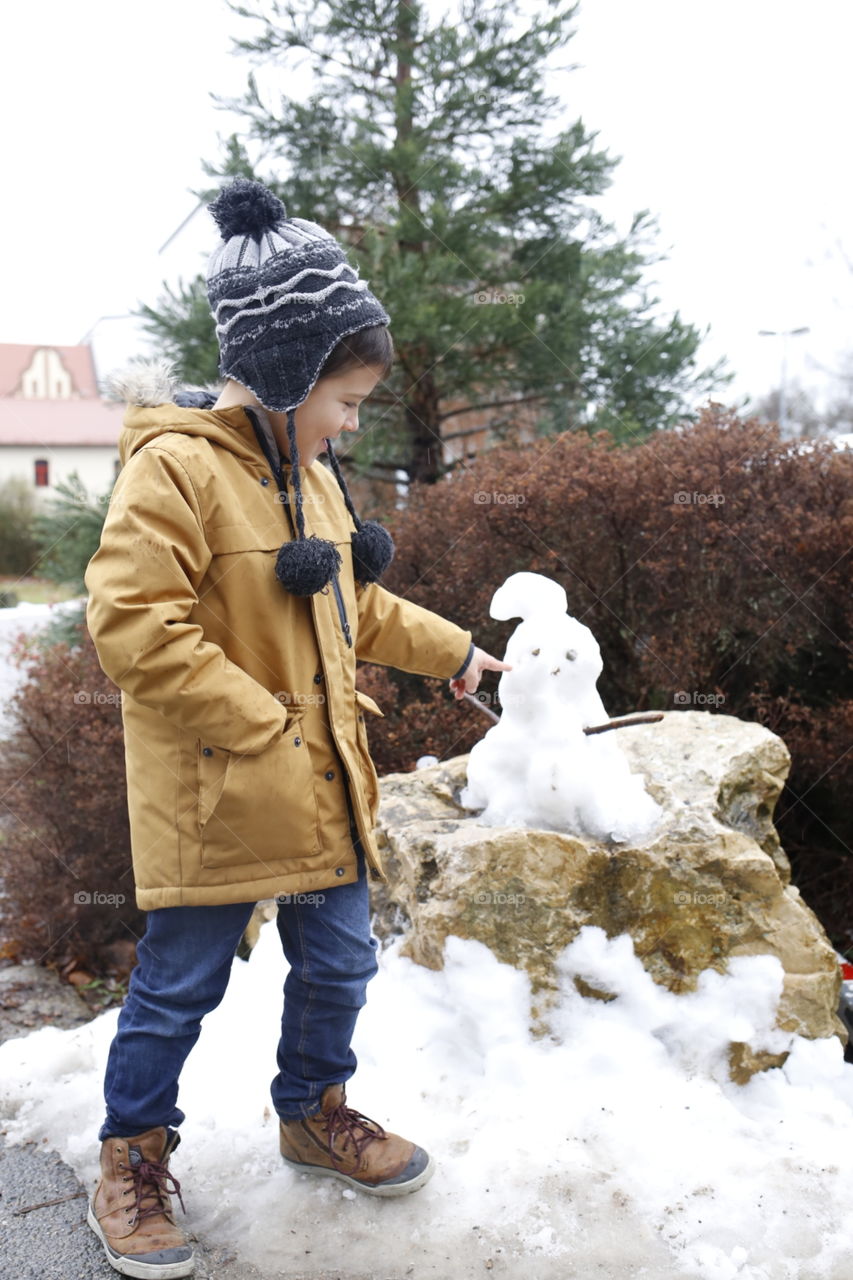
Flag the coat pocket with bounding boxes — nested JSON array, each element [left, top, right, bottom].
[[197, 711, 321, 870], [354, 690, 384, 827]]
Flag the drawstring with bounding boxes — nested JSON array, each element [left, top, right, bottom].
[[243, 405, 296, 532], [285, 407, 307, 541]]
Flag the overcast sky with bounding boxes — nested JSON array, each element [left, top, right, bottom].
[[3, 0, 851, 418]]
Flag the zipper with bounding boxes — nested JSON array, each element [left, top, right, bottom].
[[330, 572, 353, 648]]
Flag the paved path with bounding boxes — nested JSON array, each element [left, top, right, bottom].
[[0, 966, 402, 1280], [0, 1133, 274, 1280]]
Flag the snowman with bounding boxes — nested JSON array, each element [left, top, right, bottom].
[[459, 572, 662, 844]]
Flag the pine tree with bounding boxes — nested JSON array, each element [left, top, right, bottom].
[[140, 0, 728, 482]]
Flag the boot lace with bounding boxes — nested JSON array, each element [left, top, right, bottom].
[[121, 1156, 186, 1226], [323, 1096, 387, 1172]]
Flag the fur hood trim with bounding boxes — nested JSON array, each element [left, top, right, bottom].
[[104, 357, 222, 407]]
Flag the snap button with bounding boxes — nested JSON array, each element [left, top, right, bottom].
[[313, 673, 323, 684], [202, 747, 213, 757], [260, 476, 270, 486], [358, 712, 364, 721], [324, 770, 335, 781], [335, 868, 345, 877], [293, 736, 302, 746]]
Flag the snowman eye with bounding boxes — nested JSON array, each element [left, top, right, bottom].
[[531, 648, 540, 656], [566, 649, 577, 660]]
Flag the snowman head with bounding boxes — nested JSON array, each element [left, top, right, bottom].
[[489, 572, 603, 714]]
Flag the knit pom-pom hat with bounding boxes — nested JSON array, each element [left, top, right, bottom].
[[206, 176, 395, 594]]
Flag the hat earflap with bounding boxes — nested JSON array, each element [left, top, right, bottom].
[[325, 441, 395, 585], [274, 410, 342, 596]]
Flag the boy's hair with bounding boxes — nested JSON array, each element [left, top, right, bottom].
[[318, 326, 394, 384]]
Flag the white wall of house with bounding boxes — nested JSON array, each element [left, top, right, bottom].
[[0, 446, 120, 503], [20, 348, 75, 399]]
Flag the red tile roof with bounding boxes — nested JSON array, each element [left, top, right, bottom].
[[0, 343, 99, 398], [0, 398, 123, 446]]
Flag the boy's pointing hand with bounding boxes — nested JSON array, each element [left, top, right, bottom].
[[449, 646, 512, 701]]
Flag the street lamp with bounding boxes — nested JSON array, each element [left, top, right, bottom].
[[758, 326, 810, 437], [77, 314, 135, 346], [77, 314, 136, 388]]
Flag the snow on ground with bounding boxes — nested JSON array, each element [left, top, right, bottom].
[[1, 922, 852, 1280], [0, 598, 85, 735]]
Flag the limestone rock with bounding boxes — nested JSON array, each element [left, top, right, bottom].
[[370, 710, 844, 1078]]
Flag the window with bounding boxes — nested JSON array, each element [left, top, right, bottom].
[[34, 458, 49, 487]]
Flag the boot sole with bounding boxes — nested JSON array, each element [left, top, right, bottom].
[[87, 1203, 195, 1278], [281, 1151, 435, 1197]]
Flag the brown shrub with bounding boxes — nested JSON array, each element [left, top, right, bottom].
[[356, 664, 483, 775], [0, 617, 143, 973], [3, 407, 850, 970], [360, 405, 853, 951]]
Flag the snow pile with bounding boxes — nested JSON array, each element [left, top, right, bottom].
[[1, 922, 852, 1279], [0, 597, 85, 734], [460, 572, 662, 843]]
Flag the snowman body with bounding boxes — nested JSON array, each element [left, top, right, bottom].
[[460, 572, 662, 844]]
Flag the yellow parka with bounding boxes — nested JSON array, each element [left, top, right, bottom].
[[84, 369, 473, 909]]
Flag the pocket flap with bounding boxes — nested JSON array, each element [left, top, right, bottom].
[[355, 689, 385, 718], [207, 522, 284, 555]]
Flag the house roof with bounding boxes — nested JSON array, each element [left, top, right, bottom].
[[0, 343, 99, 398], [0, 397, 123, 446]]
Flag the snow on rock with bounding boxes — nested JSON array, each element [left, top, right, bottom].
[[1, 922, 852, 1279], [373, 719, 840, 1062], [459, 572, 662, 844]]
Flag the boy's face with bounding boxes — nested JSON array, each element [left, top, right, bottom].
[[273, 365, 384, 467]]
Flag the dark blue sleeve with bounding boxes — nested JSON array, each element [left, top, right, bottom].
[[450, 641, 475, 681]]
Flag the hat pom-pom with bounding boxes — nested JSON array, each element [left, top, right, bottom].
[[351, 521, 395, 585], [208, 177, 286, 241], [275, 537, 341, 597]]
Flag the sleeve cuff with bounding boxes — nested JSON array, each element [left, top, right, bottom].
[[450, 641, 475, 681]]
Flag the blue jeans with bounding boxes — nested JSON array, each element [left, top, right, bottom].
[[98, 848, 379, 1140]]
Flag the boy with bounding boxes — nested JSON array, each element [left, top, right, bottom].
[[83, 177, 508, 1278]]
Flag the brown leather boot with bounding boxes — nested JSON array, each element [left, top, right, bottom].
[[279, 1083, 434, 1196], [87, 1126, 194, 1278]]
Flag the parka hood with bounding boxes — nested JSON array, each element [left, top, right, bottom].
[[105, 358, 283, 471]]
